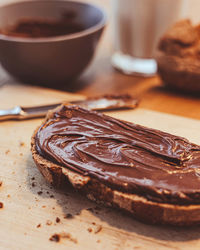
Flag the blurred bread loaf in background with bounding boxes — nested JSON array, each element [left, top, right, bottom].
[[156, 19, 200, 93]]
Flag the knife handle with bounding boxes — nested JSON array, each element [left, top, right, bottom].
[[0, 106, 23, 121]]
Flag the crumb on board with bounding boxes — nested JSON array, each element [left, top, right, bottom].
[[87, 228, 92, 233], [64, 213, 73, 219], [7, 194, 10, 198], [56, 217, 61, 223], [60, 232, 78, 244], [94, 225, 102, 234], [97, 240, 101, 243], [87, 225, 102, 234], [19, 153, 23, 156], [5, 150, 10, 154], [0, 181, 2, 187], [42, 205, 46, 208], [0, 202, 4, 208], [49, 234, 60, 242], [36, 224, 41, 228], [46, 220, 52, 226], [49, 233, 78, 244]]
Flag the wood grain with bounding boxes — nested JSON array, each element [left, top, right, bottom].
[[1, 0, 200, 249], [1, 85, 200, 249]]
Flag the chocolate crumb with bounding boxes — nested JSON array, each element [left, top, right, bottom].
[[61, 233, 77, 244], [31, 182, 36, 187], [49, 234, 60, 242], [52, 207, 55, 210], [92, 222, 96, 225], [87, 228, 92, 233], [50, 195, 54, 198], [37, 191, 43, 195], [46, 220, 52, 226], [64, 213, 73, 219], [94, 225, 102, 234], [56, 217, 61, 223], [0, 181, 2, 187], [0, 202, 4, 208], [36, 224, 41, 228], [31, 177, 35, 181], [46, 191, 49, 194]]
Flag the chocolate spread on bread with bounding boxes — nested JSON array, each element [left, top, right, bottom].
[[35, 106, 200, 205]]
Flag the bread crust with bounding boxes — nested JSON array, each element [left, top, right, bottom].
[[31, 118, 200, 226]]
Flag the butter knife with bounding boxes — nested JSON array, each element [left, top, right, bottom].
[[0, 95, 138, 121]]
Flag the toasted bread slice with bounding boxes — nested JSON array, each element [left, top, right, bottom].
[[31, 107, 200, 226]]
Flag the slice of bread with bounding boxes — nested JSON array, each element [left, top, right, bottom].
[[31, 106, 200, 226]]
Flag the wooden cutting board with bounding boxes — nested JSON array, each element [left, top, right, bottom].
[[1, 84, 200, 250]]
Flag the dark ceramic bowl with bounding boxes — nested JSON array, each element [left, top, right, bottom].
[[0, 0, 106, 86]]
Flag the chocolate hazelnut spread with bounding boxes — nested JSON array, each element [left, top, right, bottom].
[[0, 17, 84, 38], [35, 106, 200, 205]]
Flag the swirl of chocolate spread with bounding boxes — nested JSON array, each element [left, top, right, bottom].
[[35, 105, 200, 205]]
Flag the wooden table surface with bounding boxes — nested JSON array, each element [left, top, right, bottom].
[[2, 1, 200, 249]]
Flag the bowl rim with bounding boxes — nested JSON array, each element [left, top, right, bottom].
[[0, 0, 107, 43]]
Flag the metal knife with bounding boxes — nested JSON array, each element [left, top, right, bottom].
[[0, 95, 138, 121]]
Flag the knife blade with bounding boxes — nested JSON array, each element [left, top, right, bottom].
[[0, 94, 138, 121]]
